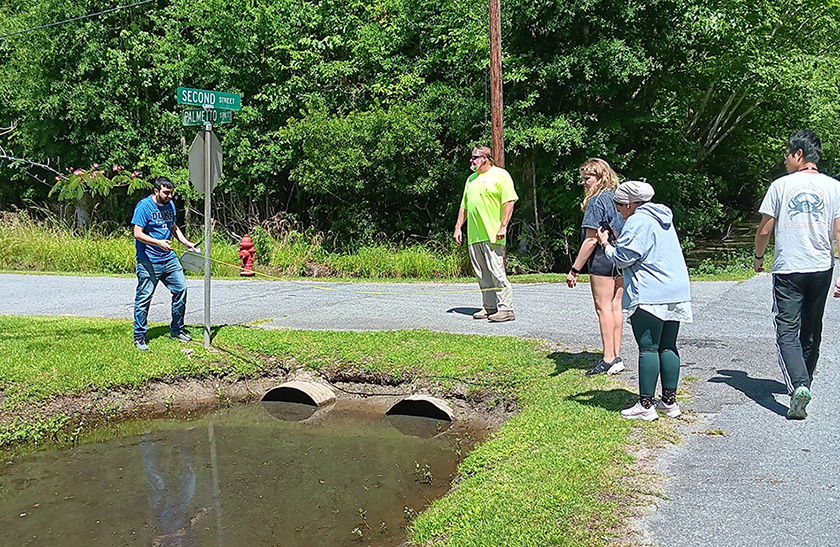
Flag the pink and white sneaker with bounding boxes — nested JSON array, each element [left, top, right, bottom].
[[620, 401, 658, 421], [655, 399, 681, 418]]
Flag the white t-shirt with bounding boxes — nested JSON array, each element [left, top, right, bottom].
[[758, 171, 840, 274]]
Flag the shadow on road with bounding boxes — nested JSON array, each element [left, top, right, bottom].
[[708, 369, 788, 417], [547, 351, 604, 375], [566, 388, 636, 412], [446, 307, 481, 316]]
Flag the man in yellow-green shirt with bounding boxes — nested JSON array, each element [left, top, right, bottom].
[[453, 146, 518, 322]]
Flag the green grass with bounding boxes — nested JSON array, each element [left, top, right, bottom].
[[0, 315, 662, 545], [0, 210, 242, 277], [0, 316, 227, 408], [1, 210, 756, 283], [688, 246, 770, 281], [0, 211, 472, 279], [409, 374, 636, 546]]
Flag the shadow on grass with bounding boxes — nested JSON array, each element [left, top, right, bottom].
[[567, 388, 637, 412], [146, 325, 172, 341], [147, 324, 224, 343], [446, 307, 481, 316], [547, 351, 603, 375], [708, 369, 788, 417]]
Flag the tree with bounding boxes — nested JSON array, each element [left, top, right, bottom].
[[2, 0, 839, 263]]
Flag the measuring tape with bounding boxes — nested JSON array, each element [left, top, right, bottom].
[[180, 251, 504, 295]]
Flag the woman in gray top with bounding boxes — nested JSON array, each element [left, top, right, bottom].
[[597, 181, 692, 421], [566, 158, 626, 376]]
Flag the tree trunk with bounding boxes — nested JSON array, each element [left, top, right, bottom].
[[75, 193, 93, 229]]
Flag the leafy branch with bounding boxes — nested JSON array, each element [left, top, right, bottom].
[[49, 164, 150, 202]]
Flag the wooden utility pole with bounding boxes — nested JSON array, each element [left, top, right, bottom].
[[489, 0, 505, 167]]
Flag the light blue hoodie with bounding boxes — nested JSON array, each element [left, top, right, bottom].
[[604, 203, 691, 309]]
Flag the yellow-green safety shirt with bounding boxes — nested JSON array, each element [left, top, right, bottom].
[[460, 165, 518, 245]]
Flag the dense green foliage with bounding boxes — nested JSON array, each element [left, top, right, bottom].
[[1, 0, 839, 267]]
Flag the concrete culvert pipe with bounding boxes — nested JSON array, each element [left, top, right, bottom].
[[386, 395, 454, 422], [261, 381, 336, 406]]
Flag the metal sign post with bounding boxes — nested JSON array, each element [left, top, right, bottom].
[[203, 115, 212, 348], [180, 87, 240, 348]]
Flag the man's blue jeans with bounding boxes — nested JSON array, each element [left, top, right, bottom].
[[134, 256, 187, 340]]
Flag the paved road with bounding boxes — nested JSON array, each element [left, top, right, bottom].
[[1, 272, 839, 546]]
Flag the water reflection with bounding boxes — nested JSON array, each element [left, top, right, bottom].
[[260, 401, 322, 422], [385, 415, 452, 439], [0, 401, 487, 546], [140, 434, 200, 546]]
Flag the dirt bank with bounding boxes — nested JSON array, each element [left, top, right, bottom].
[[0, 366, 518, 451]]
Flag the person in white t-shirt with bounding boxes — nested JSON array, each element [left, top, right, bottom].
[[754, 130, 840, 419]]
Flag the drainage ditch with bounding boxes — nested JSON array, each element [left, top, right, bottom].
[[0, 387, 491, 546]]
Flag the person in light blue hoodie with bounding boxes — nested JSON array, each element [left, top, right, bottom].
[[596, 181, 692, 421]]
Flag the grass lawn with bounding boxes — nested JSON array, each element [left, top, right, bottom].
[[0, 315, 675, 546]]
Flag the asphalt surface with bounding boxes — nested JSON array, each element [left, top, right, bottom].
[[1, 271, 839, 546]]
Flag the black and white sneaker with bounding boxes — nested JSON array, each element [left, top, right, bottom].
[[170, 331, 192, 343], [585, 357, 625, 376]]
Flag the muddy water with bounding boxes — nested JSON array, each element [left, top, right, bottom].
[[0, 400, 488, 546], [685, 220, 756, 267]]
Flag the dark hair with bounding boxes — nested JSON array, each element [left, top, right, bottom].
[[788, 130, 822, 164], [153, 176, 174, 191]]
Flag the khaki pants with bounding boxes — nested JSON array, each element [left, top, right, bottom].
[[468, 241, 513, 311]]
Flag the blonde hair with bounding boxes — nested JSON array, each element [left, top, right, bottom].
[[579, 158, 619, 210]]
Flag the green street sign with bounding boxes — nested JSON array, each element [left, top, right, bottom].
[[177, 87, 241, 111], [182, 108, 233, 126]]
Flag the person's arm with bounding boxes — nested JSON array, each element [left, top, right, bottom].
[[172, 224, 198, 251], [833, 216, 840, 298], [495, 200, 515, 242], [597, 226, 643, 269], [453, 207, 467, 245], [566, 228, 598, 288], [133, 224, 172, 251], [754, 214, 775, 273]]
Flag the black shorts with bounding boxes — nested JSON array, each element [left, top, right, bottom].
[[588, 246, 621, 278]]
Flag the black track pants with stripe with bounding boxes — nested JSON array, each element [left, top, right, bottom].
[[772, 268, 833, 394]]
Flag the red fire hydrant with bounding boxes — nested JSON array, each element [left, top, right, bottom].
[[238, 234, 256, 277]]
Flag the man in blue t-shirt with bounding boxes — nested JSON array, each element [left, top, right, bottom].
[[131, 177, 199, 351]]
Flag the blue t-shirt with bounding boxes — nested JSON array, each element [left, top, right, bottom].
[[132, 195, 177, 263], [581, 190, 625, 241]]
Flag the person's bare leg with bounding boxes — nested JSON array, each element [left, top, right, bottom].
[[591, 275, 620, 362], [611, 277, 624, 360]]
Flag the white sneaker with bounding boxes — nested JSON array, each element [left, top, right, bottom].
[[620, 401, 658, 421], [607, 357, 625, 375], [654, 399, 681, 418], [787, 385, 811, 419]]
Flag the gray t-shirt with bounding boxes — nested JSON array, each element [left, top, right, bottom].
[[581, 190, 625, 242], [758, 171, 840, 274]]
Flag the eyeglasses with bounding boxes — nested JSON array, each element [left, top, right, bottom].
[[470, 155, 485, 161]]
